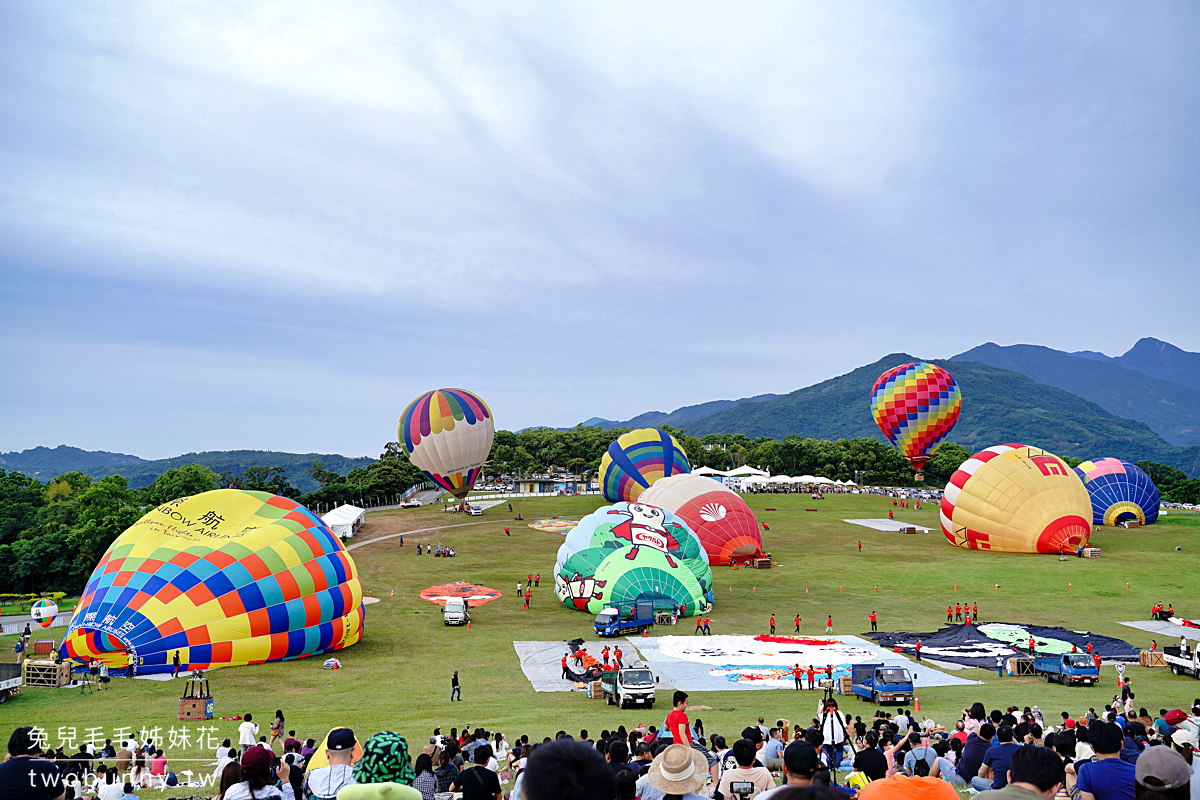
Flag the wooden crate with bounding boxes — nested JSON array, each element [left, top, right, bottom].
[[178, 696, 215, 720], [1084, 548, 1102, 558], [1140, 651, 1166, 668], [838, 676, 853, 695], [32, 640, 55, 656], [753, 557, 773, 569], [23, 659, 70, 688]]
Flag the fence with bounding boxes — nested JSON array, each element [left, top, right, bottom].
[[2, 617, 67, 636]]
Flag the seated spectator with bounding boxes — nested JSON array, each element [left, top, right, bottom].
[[451, 743, 503, 799], [1077, 721, 1136, 800], [974, 743, 1066, 800], [412, 754, 437, 800], [352, 731, 416, 786], [854, 732, 889, 783], [220, 745, 281, 800], [716, 739, 775, 799], [761, 741, 824, 798], [522, 738, 613, 800], [639, 744, 708, 800], [1134, 745, 1191, 800], [974, 726, 1020, 792], [304, 728, 357, 800], [859, 772, 959, 800], [0, 726, 63, 800]]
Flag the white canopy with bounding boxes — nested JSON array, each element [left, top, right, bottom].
[[768, 475, 793, 484], [322, 504, 366, 539], [692, 466, 728, 477], [725, 465, 769, 477]]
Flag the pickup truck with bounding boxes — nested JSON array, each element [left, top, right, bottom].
[[443, 597, 471, 626], [0, 662, 22, 704], [600, 666, 658, 708], [1163, 646, 1200, 678], [851, 664, 915, 705], [1034, 654, 1100, 685], [594, 600, 655, 637], [398, 499, 422, 508]]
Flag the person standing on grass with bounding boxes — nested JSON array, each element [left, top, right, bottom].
[[792, 664, 804, 691], [703, 616, 711, 635], [916, 640, 922, 661], [172, 651, 181, 677], [973, 602, 978, 620], [525, 589, 531, 607], [795, 614, 802, 633], [770, 614, 776, 634], [826, 615, 833, 633], [665, 692, 692, 744], [996, 655, 1005, 677], [451, 671, 462, 701], [858, 541, 863, 552], [270, 710, 285, 748], [696, 616, 704, 634], [535, 574, 540, 587], [615, 646, 623, 668], [807, 665, 816, 690], [238, 714, 259, 758], [956, 604, 963, 621], [869, 611, 878, 632], [948, 605, 954, 623]]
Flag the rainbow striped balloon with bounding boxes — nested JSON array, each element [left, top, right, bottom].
[[60, 489, 363, 673], [399, 388, 494, 500], [870, 362, 961, 472], [599, 428, 691, 503]]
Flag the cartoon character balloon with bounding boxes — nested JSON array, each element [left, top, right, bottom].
[[399, 388, 495, 500], [60, 489, 364, 673], [1074, 458, 1160, 526], [940, 444, 1092, 554], [871, 362, 961, 475], [598, 428, 691, 503], [31, 598, 58, 629], [638, 473, 763, 566], [554, 501, 711, 616]]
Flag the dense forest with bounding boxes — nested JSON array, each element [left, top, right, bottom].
[[2, 425, 1196, 594]]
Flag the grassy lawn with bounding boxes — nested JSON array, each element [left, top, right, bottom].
[[3, 493, 1198, 794]]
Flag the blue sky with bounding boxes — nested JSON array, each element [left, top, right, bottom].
[[2, 2, 1198, 459]]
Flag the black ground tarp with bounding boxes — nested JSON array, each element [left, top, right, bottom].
[[866, 623, 1140, 669]]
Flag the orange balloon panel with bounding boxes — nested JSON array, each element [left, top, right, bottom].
[[940, 444, 1091, 554]]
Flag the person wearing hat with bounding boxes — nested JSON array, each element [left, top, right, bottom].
[[642, 744, 709, 799], [964, 743, 1065, 800], [351, 731, 420, 795], [758, 740, 824, 798], [304, 728, 357, 800], [716, 739, 774, 799], [1135, 745, 1191, 800], [0, 726, 64, 800], [221, 745, 282, 799], [721, 727, 766, 775]]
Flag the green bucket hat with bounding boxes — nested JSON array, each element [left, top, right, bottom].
[[352, 731, 416, 785]]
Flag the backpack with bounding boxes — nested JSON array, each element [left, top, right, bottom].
[[911, 751, 931, 777]]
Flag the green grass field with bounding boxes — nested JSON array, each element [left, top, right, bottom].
[[4, 493, 1199, 793]]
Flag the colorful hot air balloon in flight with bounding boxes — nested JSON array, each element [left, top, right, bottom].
[[1074, 458, 1160, 526], [638, 473, 763, 566], [554, 501, 711, 616], [399, 388, 495, 500], [31, 598, 58, 629], [60, 490, 364, 673], [599, 428, 691, 503], [940, 444, 1092, 554], [870, 362, 961, 476]]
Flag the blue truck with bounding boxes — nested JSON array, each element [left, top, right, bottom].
[[851, 663, 915, 705], [594, 600, 655, 637], [1034, 653, 1100, 685]]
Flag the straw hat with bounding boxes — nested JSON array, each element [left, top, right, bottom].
[[649, 744, 708, 795]]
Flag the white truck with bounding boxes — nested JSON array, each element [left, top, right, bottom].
[[0, 662, 23, 704], [1163, 645, 1200, 678], [600, 666, 658, 709], [443, 597, 471, 626]]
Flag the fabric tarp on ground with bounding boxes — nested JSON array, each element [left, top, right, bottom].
[[514, 639, 670, 693], [842, 519, 932, 532], [867, 623, 1140, 669], [1120, 620, 1200, 642]]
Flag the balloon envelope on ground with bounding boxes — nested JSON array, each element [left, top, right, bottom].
[[554, 501, 711, 616], [599, 428, 691, 503], [60, 489, 364, 673], [399, 388, 494, 500], [1074, 458, 1161, 526], [871, 362, 961, 474], [638, 473, 763, 566], [940, 444, 1091, 554]]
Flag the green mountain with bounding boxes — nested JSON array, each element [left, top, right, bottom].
[[0, 447, 376, 493], [953, 343, 1200, 446], [676, 354, 1200, 475], [1073, 337, 1200, 389]]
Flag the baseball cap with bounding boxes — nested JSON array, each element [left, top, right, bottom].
[[1065, 719, 1076, 728], [740, 726, 764, 744], [328, 728, 357, 751], [1171, 729, 1197, 749], [782, 741, 819, 776], [1136, 746, 1192, 791], [240, 745, 272, 773]]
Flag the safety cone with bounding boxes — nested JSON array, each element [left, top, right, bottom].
[[839, 586, 843, 593], [994, 583, 999, 589], [874, 586, 878, 592], [1127, 583, 1130, 589], [467, 621, 471, 629], [805, 587, 809, 593], [642, 628, 647, 638], [390, 590, 394, 597], [753, 587, 756, 593], [914, 697, 920, 712], [1068, 583, 1072, 589], [368, 590, 372, 597], [729, 586, 732, 592]]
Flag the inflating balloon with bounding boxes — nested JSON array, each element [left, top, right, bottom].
[[554, 501, 711, 616], [871, 362, 961, 475], [60, 489, 364, 673], [940, 444, 1091, 554], [638, 473, 763, 566], [31, 598, 58, 629], [1074, 458, 1160, 526], [399, 388, 495, 500], [599, 428, 691, 503]]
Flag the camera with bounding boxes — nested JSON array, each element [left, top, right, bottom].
[[729, 780, 755, 800]]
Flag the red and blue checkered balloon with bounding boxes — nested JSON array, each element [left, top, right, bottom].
[[870, 362, 961, 472]]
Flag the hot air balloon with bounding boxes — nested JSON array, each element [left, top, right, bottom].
[[598, 428, 691, 503], [399, 388, 495, 500], [940, 444, 1092, 554], [554, 501, 711, 616], [638, 473, 763, 566], [60, 489, 364, 673], [31, 598, 58, 629], [871, 362, 961, 477], [1074, 458, 1161, 526]]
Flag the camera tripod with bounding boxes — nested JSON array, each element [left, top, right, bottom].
[[818, 685, 851, 785]]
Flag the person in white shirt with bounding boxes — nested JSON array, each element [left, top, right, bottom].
[[304, 728, 358, 800], [238, 714, 260, 757], [97, 769, 125, 800]]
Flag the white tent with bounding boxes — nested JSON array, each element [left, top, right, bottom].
[[692, 466, 729, 477], [768, 475, 793, 484], [725, 465, 769, 477], [795, 475, 818, 484], [321, 505, 366, 540]]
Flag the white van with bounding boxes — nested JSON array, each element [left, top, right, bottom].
[[443, 597, 470, 626], [466, 505, 483, 516]]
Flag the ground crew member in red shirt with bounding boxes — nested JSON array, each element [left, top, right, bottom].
[[869, 611, 877, 632], [972, 602, 978, 619], [955, 604, 962, 621], [964, 613, 972, 625], [602, 646, 610, 666], [1086, 642, 1093, 654], [695, 616, 704, 634], [915, 639, 922, 661], [1093, 653, 1101, 669], [770, 614, 776, 634], [702, 617, 711, 635], [792, 664, 804, 690], [807, 665, 816, 690], [794, 614, 801, 632], [825, 615, 833, 633], [561, 654, 570, 679], [1028, 636, 1036, 654], [947, 606, 953, 623], [524, 589, 531, 607], [535, 573, 540, 587], [614, 646, 623, 667], [858, 540, 862, 552]]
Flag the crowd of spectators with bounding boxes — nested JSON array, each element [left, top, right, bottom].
[[3, 694, 1199, 800]]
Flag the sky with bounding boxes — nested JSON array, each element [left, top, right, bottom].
[[2, 2, 1199, 459]]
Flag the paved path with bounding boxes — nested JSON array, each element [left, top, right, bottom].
[[346, 520, 495, 551]]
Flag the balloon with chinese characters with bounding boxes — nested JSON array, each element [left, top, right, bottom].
[[940, 444, 1092, 554], [554, 501, 711, 617], [31, 598, 58, 629], [59, 489, 364, 673]]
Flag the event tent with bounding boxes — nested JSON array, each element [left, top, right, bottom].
[[321, 505, 366, 540]]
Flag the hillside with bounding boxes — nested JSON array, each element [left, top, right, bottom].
[[953, 343, 1200, 446], [579, 393, 777, 430], [1073, 337, 1200, 389], [0, 447, 376, 493], [676, 354, 1200, 474]]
